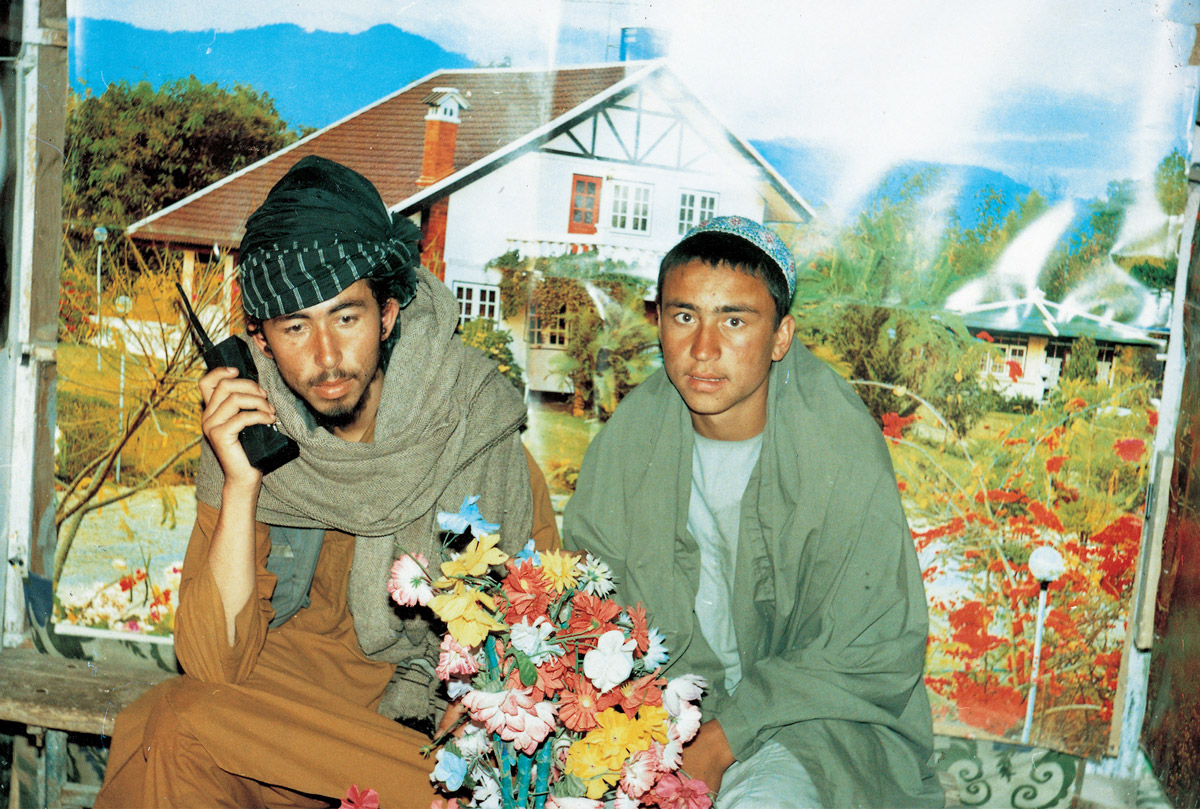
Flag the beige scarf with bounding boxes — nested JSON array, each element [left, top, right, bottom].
[[195, 268, 533, 720]]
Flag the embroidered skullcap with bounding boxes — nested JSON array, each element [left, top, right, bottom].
[[683, 215, 796, 297], [238, 155, 420, 320]]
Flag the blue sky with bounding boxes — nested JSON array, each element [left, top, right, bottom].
[[68, 0, 1200, 209]]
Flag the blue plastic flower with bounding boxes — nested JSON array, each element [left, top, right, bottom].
[[437, 495, 501, 536], [513, 538, 541, 566], [432, 748, 468, 791], [644, 627, 669, 669]]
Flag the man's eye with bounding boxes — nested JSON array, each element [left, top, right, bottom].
[[728, 317, 743, 327], [674, 312, 692, 323]]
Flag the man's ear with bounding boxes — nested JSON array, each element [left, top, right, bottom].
[[381, 297, 400, 341], [250, 326, 273, 358], [772, 313, 796, 362]]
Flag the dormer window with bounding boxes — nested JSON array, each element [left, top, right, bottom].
[[422, 87, 470, 123]]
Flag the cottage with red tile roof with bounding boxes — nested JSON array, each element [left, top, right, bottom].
[[127, 60, 814, 392]]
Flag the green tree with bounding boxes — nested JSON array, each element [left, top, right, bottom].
[[1042, 181, 1134, 300], [458, 318, 524, 390], [1061, 335, 1099, 383], [64, 77, 296, 231], [1154, 147, 1187, 217]]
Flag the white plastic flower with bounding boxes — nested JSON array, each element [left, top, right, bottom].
[[1029, 546, 1066, 582], [387, 553, 434, 606], [576, 553, 616, 597], [671, 700, 703, 743], [583, 629, 636, 693], [663, 673, 708, 716], [509, 617, 565, 665], [471, 771, 502, 809], [456, 724, 491, 760]]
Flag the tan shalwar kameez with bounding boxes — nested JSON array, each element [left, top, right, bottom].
[[96, 451, 560, 809]]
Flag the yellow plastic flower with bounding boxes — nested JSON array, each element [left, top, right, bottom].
[[436, 533, 509, 585], [635, 704, 670, 745], [585, 708, 647, 766], [564, 740, 621, 800], [428, 582, 506, 647], [539, 549, 581, 593]]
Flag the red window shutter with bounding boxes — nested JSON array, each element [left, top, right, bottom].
[[568, 174, 602, 235]]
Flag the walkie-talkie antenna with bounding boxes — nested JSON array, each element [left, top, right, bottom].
[[175, 282, 216, 353]]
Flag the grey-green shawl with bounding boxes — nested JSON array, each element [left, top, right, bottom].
[[564, 343, 944, 808], [195, 268, 533, 721]]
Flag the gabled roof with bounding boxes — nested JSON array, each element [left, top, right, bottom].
[[958, 299, 1168, 347], [127, 60, 813, 250], [127, 62, 650, 249]]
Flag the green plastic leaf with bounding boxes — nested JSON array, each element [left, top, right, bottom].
[[515, 650, 538, 686]]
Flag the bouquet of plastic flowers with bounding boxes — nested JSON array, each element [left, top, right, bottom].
[[385, 497, 712, 809]]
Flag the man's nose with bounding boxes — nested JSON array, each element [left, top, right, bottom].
[[314, 325, 341, 368], [691, 321, 719, 361]]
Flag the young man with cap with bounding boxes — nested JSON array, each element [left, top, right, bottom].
[[96, 156, 559, 808], [563, 216, 943, 808]]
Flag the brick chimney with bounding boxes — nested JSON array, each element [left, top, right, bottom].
[[417, 88, 468, 188], [417, 88, 469, 279]]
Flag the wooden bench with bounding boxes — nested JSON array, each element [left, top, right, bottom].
[[0, 647, 175, 809]]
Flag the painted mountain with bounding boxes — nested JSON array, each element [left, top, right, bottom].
[[69, 19, 474, 131]]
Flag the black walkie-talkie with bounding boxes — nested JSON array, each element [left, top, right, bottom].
[[176, 283, 300, 475]]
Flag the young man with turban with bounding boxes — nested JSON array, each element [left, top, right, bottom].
[[96, 156, 559, 808], [563, 217, 944, 808]]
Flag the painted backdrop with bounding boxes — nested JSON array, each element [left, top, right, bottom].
[[56, 0, 1198, 760]]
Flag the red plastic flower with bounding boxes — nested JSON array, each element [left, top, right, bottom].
[[626, 603, 650, 654], [1005, 360, 1024, 382], [557, 672, 607, 732], [501, 559, 553, 623], [340, 785, 380, 809], [614, 672, 664, 714], [976, 330, 995, 343], [1044, 455, 1065, 474], [567, 592, 623, 648]]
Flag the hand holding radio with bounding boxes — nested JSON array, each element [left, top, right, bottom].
[[177, 284, 299, 477]]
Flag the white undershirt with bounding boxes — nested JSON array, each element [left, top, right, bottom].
[[687, 430, 762, 694]]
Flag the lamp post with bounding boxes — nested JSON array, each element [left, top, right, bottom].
[[1021, 545, 1065, 744], [93, 226, 108, 369]]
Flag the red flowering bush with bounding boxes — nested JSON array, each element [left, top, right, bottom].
[[895, 377, 1153, 756]]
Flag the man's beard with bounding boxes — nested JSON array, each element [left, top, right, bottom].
[[300, 365, 382, 432]]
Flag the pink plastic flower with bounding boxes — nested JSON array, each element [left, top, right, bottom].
[[647, 772, 713, 809], [461, 688, 557, 754], [436, 634, 479, 680], [612, 790, 640, 809], [655, 737, 682, 772], [340, 785, 380, 809], [387, 553, 433, 606], [620, 746, 661, 798]]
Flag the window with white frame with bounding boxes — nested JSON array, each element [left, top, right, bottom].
[[527, 302, 569, 348], [678, 191, 718, 235], [453, 282, 500, 327], [980, 339, 1027, 377], [610, 181, 652, 233]]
